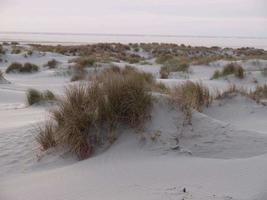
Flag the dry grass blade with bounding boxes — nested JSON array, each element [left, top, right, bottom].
[[35, 121, 57, 151], [172, 81, 212, 124]]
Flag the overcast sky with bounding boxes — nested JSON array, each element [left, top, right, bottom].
[[0, 0, 267, 37]]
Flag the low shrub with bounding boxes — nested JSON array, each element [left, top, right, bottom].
[[156, 54, 173, 64], [211, 63, 244, 79], [6, 62, 39, 73], [211, 70, 220, 80], [125, 54, 142, 64], [250, 85, 267, 101], [73, 57, 96, 68], [164, 58, 189, 72], [43, 90, 56, 101], [27, 50, 33, 56], [159, 58, 190, 79], [221, 63, 236, 76], [160, 66, 169, 79], [27, 89, 43, 105], [21, 63, 39, 73], [5, 62, 23, 73], [171, 81, 212, 124], [11, 41, 19, 45], [27, 89, 56, 105], [234, 64, 244, 78], [45, 59, 58, 69], [36, 67, 152, 159], [11, 48, 21, 54]]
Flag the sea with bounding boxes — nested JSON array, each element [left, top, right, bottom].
[[0, 32, 267, 50]]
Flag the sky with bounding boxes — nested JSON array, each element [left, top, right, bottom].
[[0, 0, 267, 37]]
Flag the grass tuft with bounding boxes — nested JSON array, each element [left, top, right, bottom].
[[27, 89, 56, 105], [35, 121, 57, 151], [35, 67, 152, 159], [211, 63, 244, 79], [45, 59, 59, 69], [171, 81, 212, 124], [159, 58, 189, 79], [6, 62, 39, 73]]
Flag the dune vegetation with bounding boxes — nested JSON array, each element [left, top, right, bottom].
[[27, 89, 56, 105], [35, 66, 153, 159], [211, 63, 245, 79], [45, 59, 59, 69], [171, 81, 212, 124], [6, 62, 39, 73]]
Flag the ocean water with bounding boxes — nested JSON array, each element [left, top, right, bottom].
[[0, 32, 267, 49]]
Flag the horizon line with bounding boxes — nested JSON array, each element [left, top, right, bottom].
[[0, 31, 267, 40]]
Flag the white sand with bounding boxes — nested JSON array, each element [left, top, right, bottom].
[[1, 45, 267, 200]]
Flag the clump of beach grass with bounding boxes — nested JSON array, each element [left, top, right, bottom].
[[156, 54, 174, 64], [171, 81, 212, 124], [45, 59, 59, 69], [72, 56, 96, 68], [27, 89, 56, 105], [211, 63, 244, 79], [35, 66, 153, 159], [250, 85, 267, 102], [159, 58, 189, 79], [6, 62, 39, 73], [35, 121, 57, 151]]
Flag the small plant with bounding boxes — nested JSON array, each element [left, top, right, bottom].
[[221, 63, 236, 76], [27, 89, 43, 105], [125, 54, 142, 64], [211, 63, 244, 79], [43, 90, 56, 101], [26, 89, 56, 105], [73, 57, 96, 68], [11, 41, 19, 45], [35, 67, 152, 159], [250, 85, 267, 102], [159, 58, 189, 79], [45, 59, 58, 69], [222, 63, 244, 78], [233, 65, 244, 78], [11, 48, 21, 54], [171, 81, 212, 124], [6, 62, 39, 73], [27, 50, 33, 56], [211, 70, 220, 79], [156, 54, 173, 64], [164, 58, 189, 72], [35, 121, 57, 150], [5, 62, 23, 73], [21, 63, 39, 73], [160, 66, 169, 79]]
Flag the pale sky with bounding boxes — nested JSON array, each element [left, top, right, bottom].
[[0, 0, 267, 37]]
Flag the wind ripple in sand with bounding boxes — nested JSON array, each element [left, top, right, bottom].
[[0, 103, 26, 111]]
